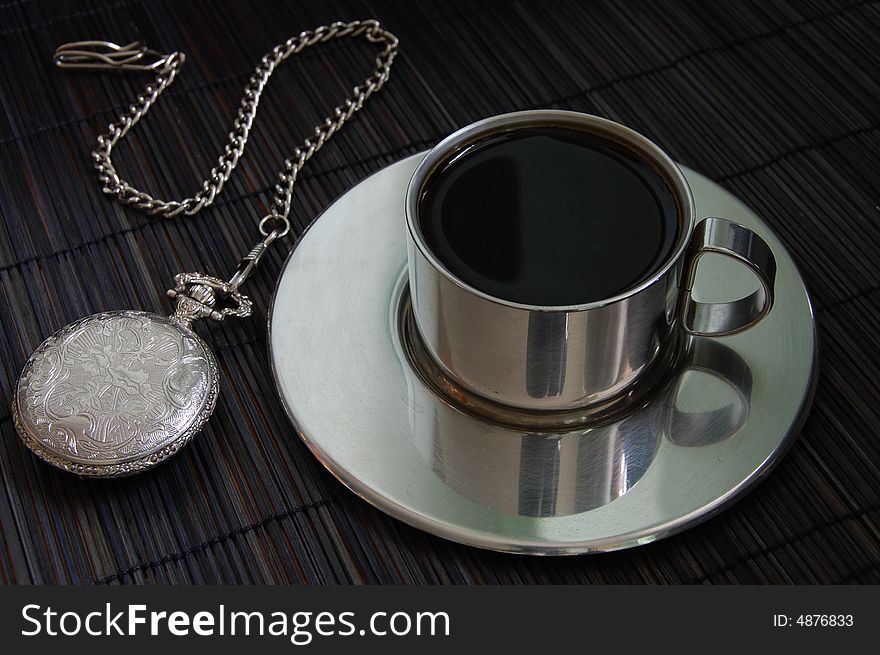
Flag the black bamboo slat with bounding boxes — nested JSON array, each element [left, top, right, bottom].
[[0, 0, 879, 584]]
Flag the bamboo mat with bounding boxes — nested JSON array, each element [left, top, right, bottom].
[[0, 0, 879, 584]]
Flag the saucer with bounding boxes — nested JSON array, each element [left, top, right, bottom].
[[268, 153, 817, 554]]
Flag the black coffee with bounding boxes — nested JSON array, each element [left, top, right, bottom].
[[418, 128, 679, 306]]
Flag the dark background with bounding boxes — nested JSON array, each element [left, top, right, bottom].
[[0, 0, 878, 584]]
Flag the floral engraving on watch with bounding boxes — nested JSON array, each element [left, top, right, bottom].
[[13, 311, 218, 475]]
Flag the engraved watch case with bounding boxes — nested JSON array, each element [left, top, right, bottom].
[[13, 311, 219, 477]]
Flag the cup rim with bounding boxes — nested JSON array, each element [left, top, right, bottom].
[[405, 109, 696, 312]]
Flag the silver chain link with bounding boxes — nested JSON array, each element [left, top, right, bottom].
[[82, 19, 398, 239]]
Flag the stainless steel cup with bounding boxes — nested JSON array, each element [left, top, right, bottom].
[[405, 110, 776, 412]]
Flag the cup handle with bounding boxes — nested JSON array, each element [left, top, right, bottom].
[[681, 217, 776, 337]]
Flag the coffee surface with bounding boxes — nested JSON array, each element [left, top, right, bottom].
[[418, 128, 679, 306]]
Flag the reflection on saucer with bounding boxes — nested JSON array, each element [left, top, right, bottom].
[[407, 329, 753, 518], [662, 339, 752, 447], [409, 410, 659, 518]]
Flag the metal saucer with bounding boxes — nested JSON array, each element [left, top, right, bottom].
[[268, 153, 817, 555]]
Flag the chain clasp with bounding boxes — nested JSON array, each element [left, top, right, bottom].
[[54, 40, 174, 72]]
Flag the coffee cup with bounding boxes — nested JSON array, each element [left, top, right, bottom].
[[405, 110, 775, 412]]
